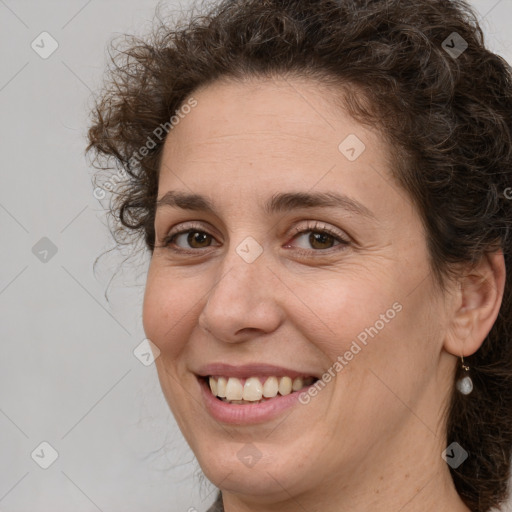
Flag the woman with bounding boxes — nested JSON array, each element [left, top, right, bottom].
[[86, 0, 512, 510]]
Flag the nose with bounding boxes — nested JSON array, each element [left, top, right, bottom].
[[197, 245, 284, 343]]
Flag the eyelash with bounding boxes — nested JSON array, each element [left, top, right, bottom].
[[159, 221, 350, 256]]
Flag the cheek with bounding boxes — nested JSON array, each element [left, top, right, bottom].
[[141, 267, 198, 357], [295, 259, 439, 410], [292, 269, 405, 360]]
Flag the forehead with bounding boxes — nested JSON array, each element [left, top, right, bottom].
[[183, 76, 348, 136], [156, 76, 408, 222], [161, 76, 391, 174]]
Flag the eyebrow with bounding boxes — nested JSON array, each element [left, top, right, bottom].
[[155, 190, 376, 219]]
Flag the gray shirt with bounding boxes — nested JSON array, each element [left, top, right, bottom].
[[206, 491, 224, 512]]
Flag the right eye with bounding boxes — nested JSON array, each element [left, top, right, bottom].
[[159, 223, 221, 253]]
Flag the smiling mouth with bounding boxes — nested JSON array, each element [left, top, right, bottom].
[[202, 375, 318, 405]]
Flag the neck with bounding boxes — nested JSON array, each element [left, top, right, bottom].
[[220, 420, 471, 512], [221, 465, 470, 512]]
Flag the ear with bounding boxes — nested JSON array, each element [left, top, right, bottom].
[[444, 250, 506, 357]]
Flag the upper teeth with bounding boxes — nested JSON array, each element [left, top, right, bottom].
[[208, 376, 314, 402]]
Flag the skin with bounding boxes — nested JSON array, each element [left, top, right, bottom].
[[142, 76, 505, 512]]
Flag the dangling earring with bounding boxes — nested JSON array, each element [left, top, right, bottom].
[[456, 356, 473, 395]]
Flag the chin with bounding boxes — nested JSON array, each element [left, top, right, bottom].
[[194, 439, 317, 498]]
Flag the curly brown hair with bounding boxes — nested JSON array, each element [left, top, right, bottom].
[[85, 0, 512, 510]]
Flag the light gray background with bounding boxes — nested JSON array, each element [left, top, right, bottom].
[[0, 1, 511, 511]]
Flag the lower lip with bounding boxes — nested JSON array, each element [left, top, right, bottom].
[[198, 377, 313, 425]]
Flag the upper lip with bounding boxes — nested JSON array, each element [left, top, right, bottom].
[[195, 363, 321, 380]]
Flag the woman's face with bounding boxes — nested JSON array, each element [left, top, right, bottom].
[[142, 77, 457, 502]]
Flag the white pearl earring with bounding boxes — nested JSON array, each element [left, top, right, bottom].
[[456, 356, 473, 395]]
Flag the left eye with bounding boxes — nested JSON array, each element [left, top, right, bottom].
[[288, 228, 349, 251]]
